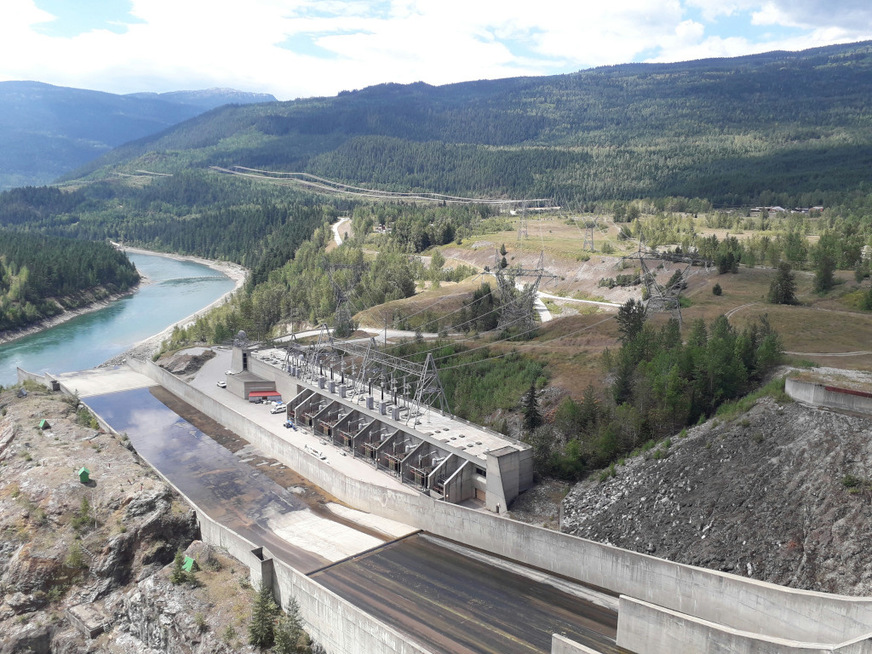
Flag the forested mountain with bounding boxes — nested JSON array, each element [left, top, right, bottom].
[[75, 41, 872, 207], [0, 82, 276, 190], [0, 229, 139, 332]]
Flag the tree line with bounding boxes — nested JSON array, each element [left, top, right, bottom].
[[527, 302, 783, 480], [0, 229, 139, 331]]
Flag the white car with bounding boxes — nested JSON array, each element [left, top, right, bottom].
[[217, 380, 227, 388], [270, 404, 285, 414], [225, 369, 234, 375]]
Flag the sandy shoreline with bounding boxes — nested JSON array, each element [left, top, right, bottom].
[[102, 246, 248, 364]]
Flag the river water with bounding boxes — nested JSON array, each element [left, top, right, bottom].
[[0, 252, 235, 386]]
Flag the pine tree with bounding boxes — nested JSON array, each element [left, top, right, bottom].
[[249, 582, 278, 649], [170, 549, 187, 585], [768, 262, 797, 305], [616, 298, 647, 344], [273, 598, 309, 654], [522, 383, 542, 431]]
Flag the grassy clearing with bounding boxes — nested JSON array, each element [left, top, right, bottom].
[[453, 215, 635, 262], [354, 275, 492, 331], [714, 377, 790, 420]]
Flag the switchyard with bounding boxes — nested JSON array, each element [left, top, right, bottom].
[[228, 343, 534, 512]]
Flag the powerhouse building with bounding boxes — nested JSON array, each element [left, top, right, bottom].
[[226, 346, 533, 512]]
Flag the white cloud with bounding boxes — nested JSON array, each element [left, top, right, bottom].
[[0, 0, 871, 100]]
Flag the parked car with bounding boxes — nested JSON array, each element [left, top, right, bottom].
[[217, 381, 226, 388], [270, 404, 286, 414], [225, 369, 234, 375], [283, 420, 296, 430]]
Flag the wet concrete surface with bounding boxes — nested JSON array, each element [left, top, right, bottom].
[[312, 533, 626, 654], [85, 386, 335, 572]]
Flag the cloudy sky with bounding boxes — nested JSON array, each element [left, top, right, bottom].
[[1, 0, 870, 101]]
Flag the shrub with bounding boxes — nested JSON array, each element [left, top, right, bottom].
[[170, 550, 187, 585], [712, 283, 722, 296]]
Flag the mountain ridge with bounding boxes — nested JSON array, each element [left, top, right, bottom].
[[0, 81, 276, 190], [70, 40, 872, 207]]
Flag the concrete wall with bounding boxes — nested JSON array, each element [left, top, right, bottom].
[[786, 378, 872, 416], [551, 634, 601, 654], [16, 367, 51, 388], [129, 360, 872, 649], [486, 447, 519, 512], [84, 383, 434, 654], [617, 596, 872, 654], [196, 502, 436, 653]]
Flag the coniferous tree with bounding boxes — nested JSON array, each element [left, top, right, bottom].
[[273, 598, 309, 654], [768, 262, 797, 305], [249, 583, 278, 649], [616, 298, 647, 344], [813, 252, 836, 293], [170, 549, 187, 585], [522, 383, 542, 431]]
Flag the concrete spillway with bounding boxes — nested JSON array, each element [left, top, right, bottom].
[[312, 533, 625, 653], [82, 377, 624, 653]]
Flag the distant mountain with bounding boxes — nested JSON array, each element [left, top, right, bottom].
[[125, 88, 277, 111], [74, 41, 872, 207], [0, 82, 275, 190]]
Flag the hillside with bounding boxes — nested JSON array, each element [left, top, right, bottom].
[[0, 228, 140, 335], [75, 41, 872, 207], [0, 82, 275, 190], [561, 385, 872, 596]]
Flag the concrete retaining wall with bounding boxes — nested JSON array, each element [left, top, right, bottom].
[[196, 510, 433, 654], [16, 367, 52, 388], [130, 360, 872, 649], [83, 381, 434, 654], [191, 503, 431, 653], [617, 596, 872, 654], [786, 378, 872, 416]]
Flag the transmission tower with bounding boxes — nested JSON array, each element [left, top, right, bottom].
[[516, 200, 528, 244], [331, 332, 449, 421], [625, 234, 707, 327], [494, 250, 556, 333], [582, 217, 597, 252]]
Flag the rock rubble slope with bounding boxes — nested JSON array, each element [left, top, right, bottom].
[[562, 397, 872, 596]]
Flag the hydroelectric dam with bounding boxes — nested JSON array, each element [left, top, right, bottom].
[[26, 344, 872, 654]]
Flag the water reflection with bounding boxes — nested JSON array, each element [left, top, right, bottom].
[[85, 387, 329, 571]]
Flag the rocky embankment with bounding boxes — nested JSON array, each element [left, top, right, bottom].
[[0, 384, 256, 653], [562, 396, 872, 596]]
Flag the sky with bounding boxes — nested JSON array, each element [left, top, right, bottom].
[[1, 0, 871, 101]]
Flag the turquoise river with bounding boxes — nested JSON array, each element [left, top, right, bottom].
[[0, 252, 235, 387]]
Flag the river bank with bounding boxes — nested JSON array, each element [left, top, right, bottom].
[[0, 285, 140, 346], [101, 246, 248, 364], [0, 248, 246, 352]]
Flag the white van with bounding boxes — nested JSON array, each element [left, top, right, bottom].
[[270, 404, 286, 414]]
